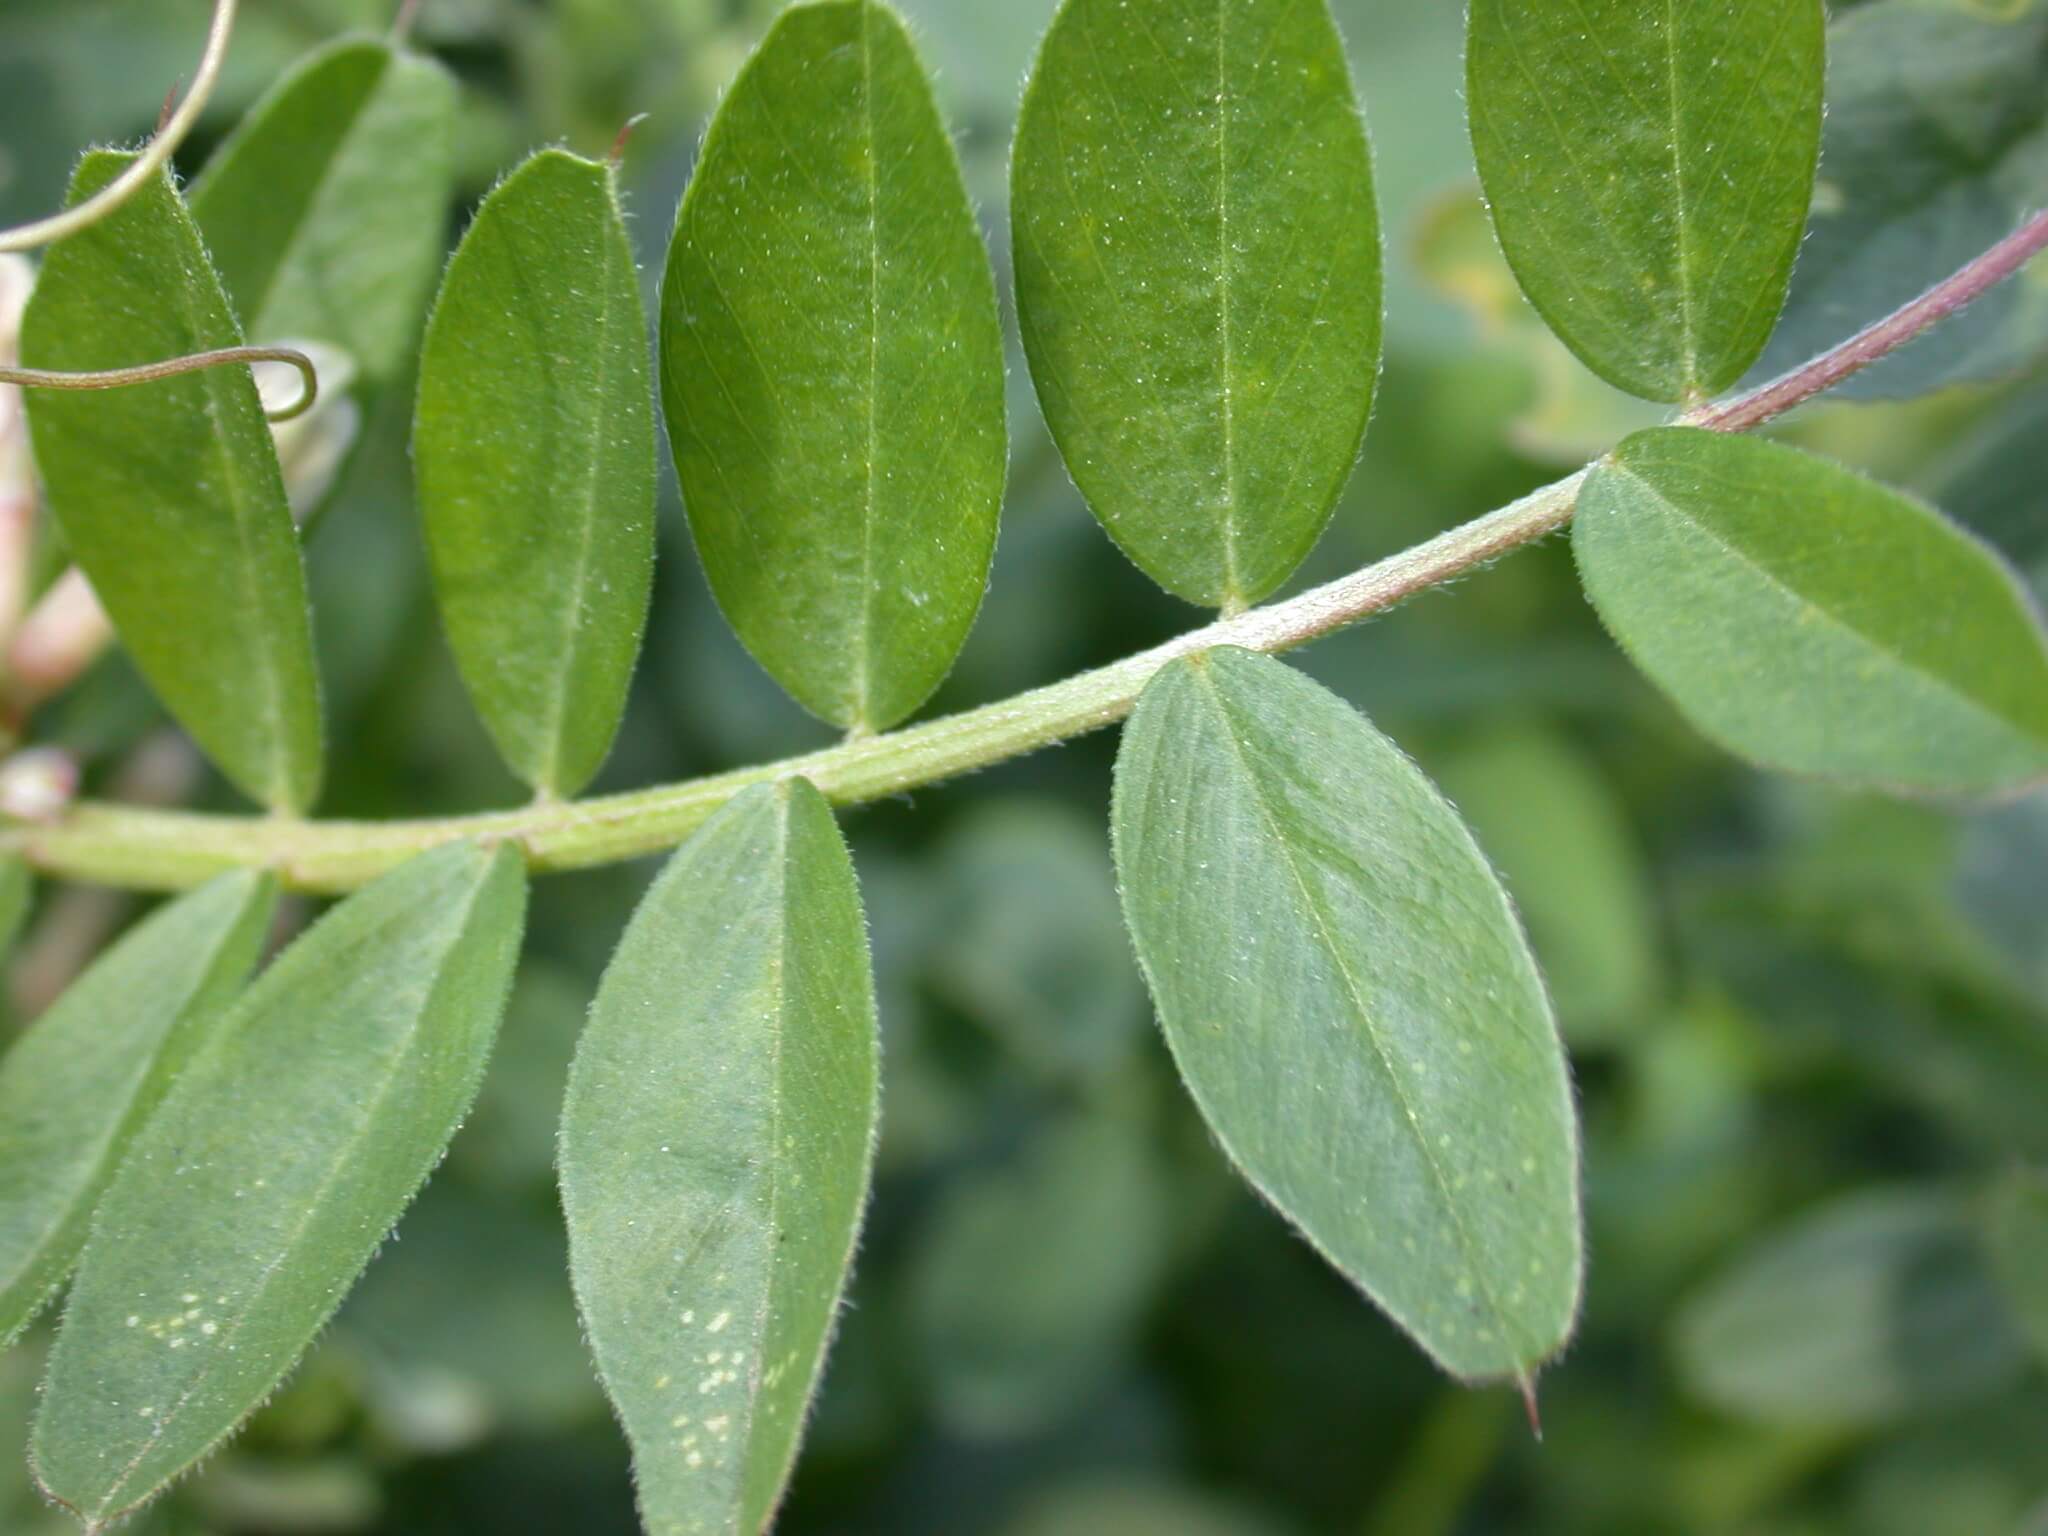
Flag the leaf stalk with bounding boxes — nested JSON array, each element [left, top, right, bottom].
[[8, 209, 2048, 893]]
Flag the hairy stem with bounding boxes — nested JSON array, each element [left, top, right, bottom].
[[9, 209, 2048, 894], [0, 0, 239, 255]]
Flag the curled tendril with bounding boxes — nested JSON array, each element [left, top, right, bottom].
[[0, 0, 239, 255], [0, 348, 320, 424]]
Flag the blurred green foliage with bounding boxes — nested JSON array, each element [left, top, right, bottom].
[[3, 1, 2046, 1532]]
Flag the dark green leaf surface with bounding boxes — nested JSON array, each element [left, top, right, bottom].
[[416, 148, 656, 798], [32, 843, 526, 1528], [1112, 647, 1581, 1382], [1467, 0, 1824, 402], [1012, 0, 1381, 608], [561, 780, 878, 1536], [20, 153, 325, 812], [0, 873, 274, 1348], [1748, 0, 2048, 399], [1577, 428, 2048, 797], [661, 0, 1006, 732], [189, 36, 458, 384], [1985, 1167, 2048, 1368], [1676, 1187, 2028, 1426]]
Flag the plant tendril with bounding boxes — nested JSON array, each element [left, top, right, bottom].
[[0, 348, 320, 424], [0, 0, 239, 255]]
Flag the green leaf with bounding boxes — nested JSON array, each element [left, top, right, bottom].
[[560, 780, 878, 1536], [416, 148, 656, 799], [0, 873, 275, 1348], [1466, 0, 1825, 403], [1111, 647, 1582, 1382], [1748, 0, 2048, 399], [1434, 725, 1661, 1046], [1984, 1167, 2048, 1369], [19, 152, 325, 813], [1676, 1187, 2028, 1427], [189, 36, 458, 385], [31, 842, 526, 1528], [660, 0, 1006, 732], [1576, 427, 2048, 796], [1012, 0, 1381, 609]]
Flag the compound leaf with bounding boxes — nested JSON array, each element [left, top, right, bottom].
[[1677, 1187, 2028, 1426], [1012, 0, 1381, 609], [19, 152, 324, 813], [1467, 0, 1825, 402], [661, 0, 1006, 732], [0, 872, 275, 1348], [190, 36, 458, 384], [417, 148, 656, 799], [1748, 0, 2048, 399], [561, 780, 878, 1536], [1576, 427, 2048, 797], [1112, 647, 1582, 1382], [32, 842, 526, 1528]]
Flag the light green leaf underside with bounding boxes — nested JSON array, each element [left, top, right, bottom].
[[660, 0, 1006, 732], [19, 153, 324, 813], [1012, 0, 1382, 609], [416, 148, 656, 798], [1576, 427, 2048, 797], [1749, 0, 2048, 399], [0, 873, 275, 1349], [31, 842, 526, 1529], [189, 35, 458, 383], [1111, 647, 1582, 1381], [1676, 1187, 2028, 1427], [1985, 1166, 2048, 1369], [561, 780, 878, 1536], [1467, 0, 1824, 402]]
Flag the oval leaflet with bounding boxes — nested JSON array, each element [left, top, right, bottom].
[[1112, 646, 1582, 1383]]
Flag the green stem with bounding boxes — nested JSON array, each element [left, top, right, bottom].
[[10, 208, 2048, 894]]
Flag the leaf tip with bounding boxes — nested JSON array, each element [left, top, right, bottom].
[[1516, 1372, 1543, 1442]]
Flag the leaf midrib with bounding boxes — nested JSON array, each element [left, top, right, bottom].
[[1661, 0, 1701, 396], [1214, 0, 1241, 605], [245, 50, 391, 340], [1192, 661, 1539, 1369], [855, 0, 882, 732], [1615, 459, 2048, 750], [536, 176, 622, 794], [78, 869, 490, 1523], [177, 215, 304, 810]]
